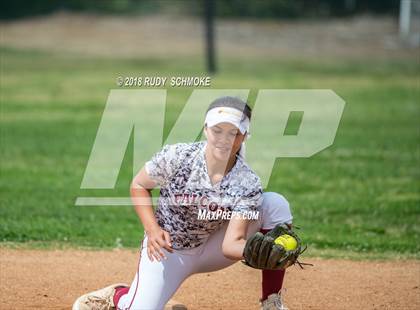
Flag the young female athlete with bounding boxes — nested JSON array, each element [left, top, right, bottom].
[[73, 96, 294, 310]]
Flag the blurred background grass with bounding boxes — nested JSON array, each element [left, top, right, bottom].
[[0, 0, 419, 258]]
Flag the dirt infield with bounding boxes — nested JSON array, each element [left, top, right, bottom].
[[1, 249, 419, 310]]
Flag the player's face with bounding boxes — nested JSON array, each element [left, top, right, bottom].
[[205, 122, 245, 161]]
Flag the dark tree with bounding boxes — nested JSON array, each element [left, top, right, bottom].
[[204, 0, 216, 74]]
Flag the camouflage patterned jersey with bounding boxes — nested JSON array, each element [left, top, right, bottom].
[[145, 141, 262, 250]]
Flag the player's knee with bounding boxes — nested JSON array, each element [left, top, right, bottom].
[[261, 192, 293, 226], [261, 192, 290, 212]]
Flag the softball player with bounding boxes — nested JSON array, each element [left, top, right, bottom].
[[73, 97, 293, 310]]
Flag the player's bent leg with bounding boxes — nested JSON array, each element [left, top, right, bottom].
[[260, 192, 293, 230], [72, 236, 192, 310], [116, 237, 193, 310], [194, 214, 262, 273]]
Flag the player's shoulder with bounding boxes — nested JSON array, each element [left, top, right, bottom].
[[160, 141, 204, 159], [163, 141, 203, 152], [235, 157, 261, 181]]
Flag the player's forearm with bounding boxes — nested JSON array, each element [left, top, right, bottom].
[[222, 238, 247, 260], [130, 184, 160, 233]]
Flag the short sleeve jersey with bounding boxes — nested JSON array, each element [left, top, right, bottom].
[[144, 141, 263, 250]]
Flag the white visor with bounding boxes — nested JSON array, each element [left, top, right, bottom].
[[205, 107, 250, 134]]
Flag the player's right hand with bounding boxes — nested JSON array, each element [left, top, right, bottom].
[[146, 226, 173, 262]]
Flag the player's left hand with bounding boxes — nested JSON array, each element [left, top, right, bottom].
[[242, 223, 305, 270]]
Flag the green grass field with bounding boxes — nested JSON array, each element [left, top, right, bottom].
[[1, 47, 419, 258]]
